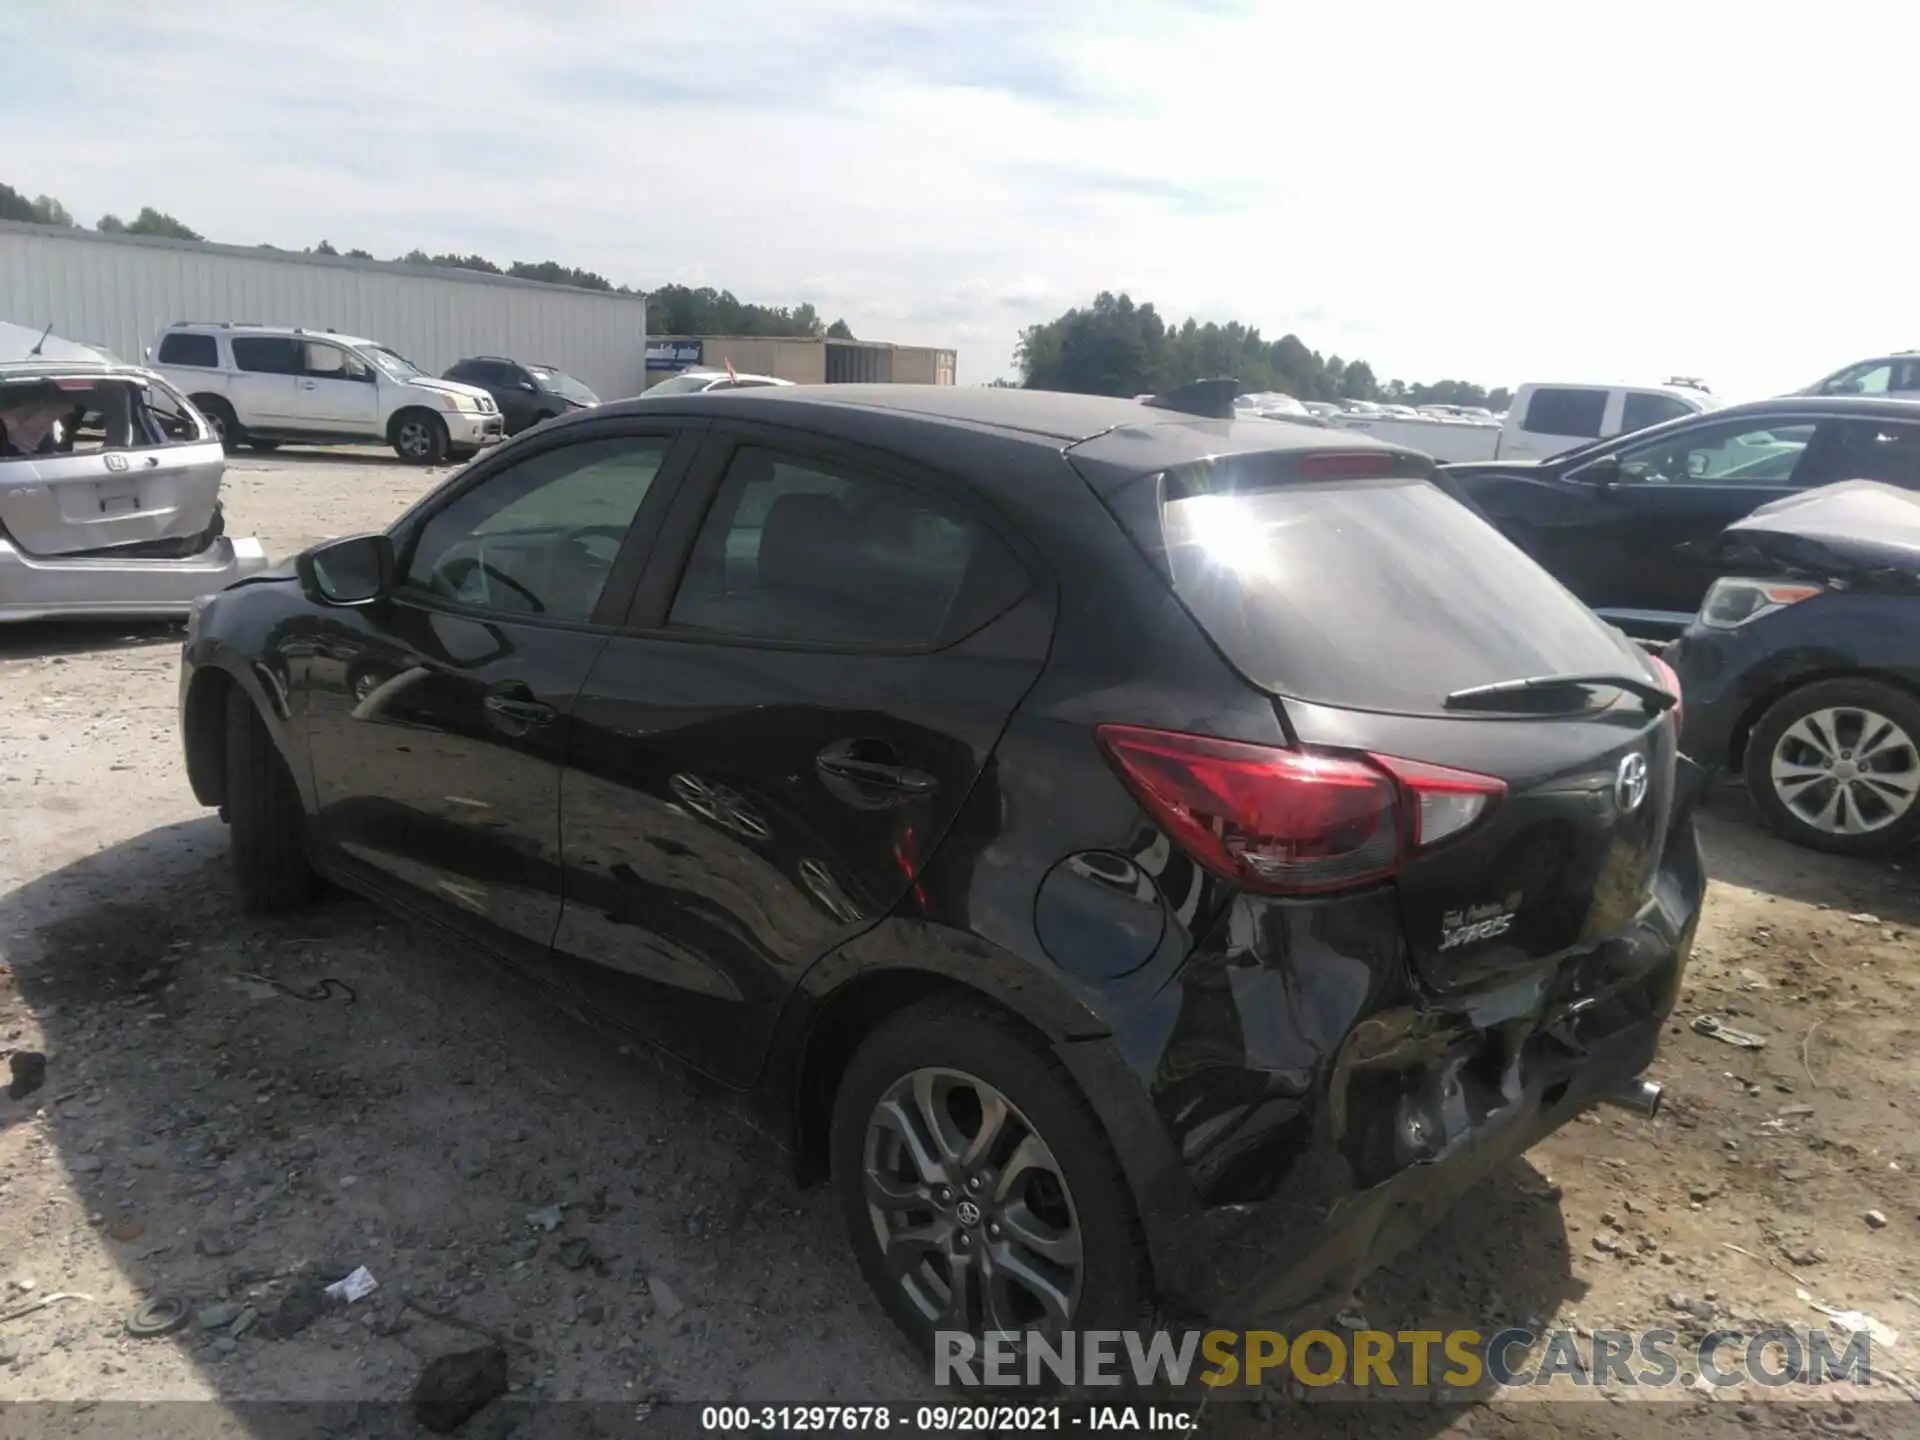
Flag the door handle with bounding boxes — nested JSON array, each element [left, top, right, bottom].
[[484, 690, 556, 727], [299, 380, 317, 389], [816, 741, 937, 795]]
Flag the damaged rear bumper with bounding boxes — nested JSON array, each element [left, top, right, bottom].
[[0, 534, 270, 623], [1094, 766, 1708, 1326]]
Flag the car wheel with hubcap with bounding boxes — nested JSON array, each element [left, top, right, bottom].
[[1745, 677, 1920, 857], [830, 1000, 1148, 1378], [392, 411, 448, 465]]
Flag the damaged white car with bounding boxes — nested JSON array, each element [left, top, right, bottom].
[[0, 337, 268, 622]]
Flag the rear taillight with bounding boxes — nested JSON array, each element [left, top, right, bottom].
[[1647, 652, 1683, 734], [1096, 725, 1504, 896]]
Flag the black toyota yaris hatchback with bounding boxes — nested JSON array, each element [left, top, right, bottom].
[[178, 382, 1704, 1360]]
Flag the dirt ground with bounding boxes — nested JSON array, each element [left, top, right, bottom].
[[1, 449, 1916, 1437]]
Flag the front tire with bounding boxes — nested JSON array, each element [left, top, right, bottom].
[[829, 1000, 1149, 1375], [223, 688, 318, 912], [391, 411, 448, 465], [1745, 677, 1920, 857]]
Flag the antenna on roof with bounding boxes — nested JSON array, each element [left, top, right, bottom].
[[27, 321, 53, 358], [1140, 377, 1239, 420]]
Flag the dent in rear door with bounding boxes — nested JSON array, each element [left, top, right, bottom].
[[552, 434, 1053, 1083]]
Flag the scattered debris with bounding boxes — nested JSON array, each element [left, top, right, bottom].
[[1691, 1015, 1767, 1049], [647, 1276, 684, 1320], [1867, 1210, 1890, 1230], [264, 1279, 332, 1339], [68, 1155, 102, 1176], [0, 1292, 90, 1326], [6, 1052, 46, 1100], [126, 1297, 188, 1338], [555, 1236, 600, 1273], [194, 1226, 237, 1258], [229, 971, 357, 1004], [106, 1220, 145, 1243], [324, 1266, 379, 1303], [412, 1345, 509, 1434], [196, 1301, 241, 1332], [1847, 913, 1882, 926], [1802, 1290, 1901, 1348], [524, 1205, 564, 1233]]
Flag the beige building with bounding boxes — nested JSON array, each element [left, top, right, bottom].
[[643, 335, 956, 390]]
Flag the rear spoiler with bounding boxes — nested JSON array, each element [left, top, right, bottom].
[[1140, 378, 1240, 420]]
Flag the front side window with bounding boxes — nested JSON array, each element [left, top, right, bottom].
[[1617, 420, 1815, 486], [1619, 392, 1696, 433], [1821, 361, 1893, 395], [1520, 387, 1608, 438], [667, 447, 1027, 649], [230, 336, 302, 375], [1799, 419, 1920, 487], [362, 345, 426, 381], [402, 435, 670, 622], [303, 342, 371, 382]]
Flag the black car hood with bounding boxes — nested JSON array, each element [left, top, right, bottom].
[[1715, 481, 1920, 580]]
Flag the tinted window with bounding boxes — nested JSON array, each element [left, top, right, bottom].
[[667, 447, 1026, 649], [1618, 420, 1814, 487], [1799, 419, 1920, 487], [1161, 475, 1636, 714], [402, 436, 669, 622], [230, 336, 302, 375], [156, 333, 217, 368], [1520, 387, 1608, 438], [1619, 392, 1695, 433]]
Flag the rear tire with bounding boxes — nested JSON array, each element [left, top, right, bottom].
[[829, 1000, 1149, 1379], [194, 396, 241, 453], [391, 411, 448, 465], [1744, 677, 1920, 857], [223, 688, 318, 912]]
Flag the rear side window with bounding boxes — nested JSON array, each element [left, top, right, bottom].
[[667, 447, 1027, 649], [231, 337, 301, 375], [1160, 475, 1637, 714], [1620, 391, 1695, 432], [156, 333, 217, 368], [1520, 387, 1607, 438]]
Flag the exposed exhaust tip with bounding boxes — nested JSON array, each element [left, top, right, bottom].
[[1600, 1079, 1663, 1119]]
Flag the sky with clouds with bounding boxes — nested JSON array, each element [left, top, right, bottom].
[[5, 0, 1915, 395]]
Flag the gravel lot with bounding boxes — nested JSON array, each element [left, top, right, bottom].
[[1, 449, 1916, 1436]]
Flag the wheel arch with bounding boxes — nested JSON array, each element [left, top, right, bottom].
[[180, 649, 311, 813], [385, 405, 445, 446], [1729, 665, 1920, 768], [765, 920, 1199, 1306]]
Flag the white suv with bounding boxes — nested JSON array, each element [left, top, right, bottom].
[[150, 324, 504, 464]]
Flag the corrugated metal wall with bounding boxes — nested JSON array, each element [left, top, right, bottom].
[[0, 222, 650, 401]]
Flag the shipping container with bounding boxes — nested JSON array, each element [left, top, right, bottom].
[[0, 221, 650, 402]]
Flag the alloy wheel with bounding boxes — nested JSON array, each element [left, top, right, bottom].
[[862, 1067, 1083, 1336], [1769, 705, 1920, 835], [398, 421, 431, 459]]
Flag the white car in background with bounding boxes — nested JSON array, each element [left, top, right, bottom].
[[151, 323, 504, 464], [641, 369, 795, 396], [1797, 351, 1920, 400]]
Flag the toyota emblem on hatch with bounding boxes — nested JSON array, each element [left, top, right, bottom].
[[1615, 753, 1649, 814]]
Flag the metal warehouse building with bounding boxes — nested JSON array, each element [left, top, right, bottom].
[[0, 220, 651, 401], [644, 335, 957, 388]]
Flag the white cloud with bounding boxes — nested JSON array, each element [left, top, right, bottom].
[[6, 0, 1915, 393]]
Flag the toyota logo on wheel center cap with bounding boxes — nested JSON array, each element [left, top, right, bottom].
[[955, 1200, 982, 1227], [1615, 753, 1649, 814]]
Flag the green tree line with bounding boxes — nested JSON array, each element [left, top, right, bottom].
[[1, 182, 854, 340], [1018, 291, 1509, 410]]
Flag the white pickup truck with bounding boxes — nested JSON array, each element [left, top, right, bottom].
[[1323, 380, 1719, 463]]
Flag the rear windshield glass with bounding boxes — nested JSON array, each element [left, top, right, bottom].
[[1162, 476, 1636, 714]]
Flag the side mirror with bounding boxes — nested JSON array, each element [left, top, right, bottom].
[[1572, 455, 1622, 488], [298, 533, 394, 607], [518, 381, 537, 392]]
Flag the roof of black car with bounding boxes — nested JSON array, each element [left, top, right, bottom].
[[1716, 394, 1920, 420], [599, 383, 1418, 479]]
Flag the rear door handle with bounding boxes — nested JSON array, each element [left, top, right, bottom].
[[816, 742, 937, 795]]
